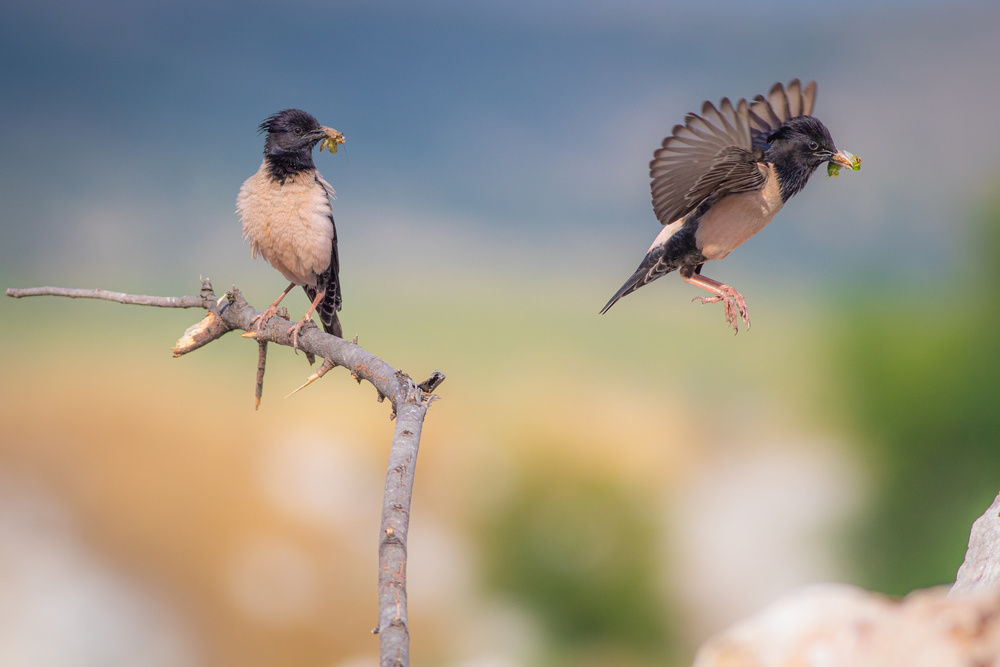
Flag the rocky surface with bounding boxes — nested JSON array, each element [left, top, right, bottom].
[[690, 492, 1000, 667]]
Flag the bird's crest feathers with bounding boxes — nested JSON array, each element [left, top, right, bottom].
[[257, 109, 321, 136]]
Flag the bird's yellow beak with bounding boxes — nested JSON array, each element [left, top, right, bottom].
[[319, 127, 346, 154]]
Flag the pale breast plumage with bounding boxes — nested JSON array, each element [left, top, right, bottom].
[[237, 162, 335, 288], [694, 164, 784, 261]]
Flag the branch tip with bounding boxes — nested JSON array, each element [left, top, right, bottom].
[[254, 340, 268, 408], [417, 370, 446, 395], [172, 311, 225, 357]]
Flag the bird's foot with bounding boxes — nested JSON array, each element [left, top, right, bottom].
[[286, 317, 317, 350], [251, 305, 280, 331], [287, 320, 305, 350], [694, 286, 750, 334]]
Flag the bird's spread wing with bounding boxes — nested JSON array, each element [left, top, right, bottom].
[[748, 79, 817, 149], [650, 97, 764, 226]]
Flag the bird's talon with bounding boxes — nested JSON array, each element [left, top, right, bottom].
[[692, 286, 749, 334], [252, 305, 281, 331], [286, 318, 317, 350]]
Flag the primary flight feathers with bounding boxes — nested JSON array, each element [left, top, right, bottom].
[[650, 79, 817, 227]]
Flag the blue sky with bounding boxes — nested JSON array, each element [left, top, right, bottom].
[[3, 0, 999, 291]]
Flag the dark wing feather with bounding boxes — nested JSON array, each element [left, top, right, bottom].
[[748, 79, 817, 149], [304, 174, 343, 338], [688, 146, 768, 205], [304, 232, 341, 338], [649, 97, 763, 225]]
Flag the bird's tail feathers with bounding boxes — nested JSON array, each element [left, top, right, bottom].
[[305, 285, 343, 338], [319, 310, 343, 338], [600, 274, 643, 315], [600, 252, 675, 315]]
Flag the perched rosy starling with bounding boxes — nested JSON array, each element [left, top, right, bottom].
[[237, 109, 346, 347], [601, 79, 860, 333]]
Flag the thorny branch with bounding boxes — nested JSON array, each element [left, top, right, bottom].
[[6, 279, 442, 667]]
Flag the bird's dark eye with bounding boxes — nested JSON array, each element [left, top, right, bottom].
[[808, 140, 819, 151], [293, 126, 302, 135]]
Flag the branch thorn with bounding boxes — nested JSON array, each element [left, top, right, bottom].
[[285, 357, 336, 398]]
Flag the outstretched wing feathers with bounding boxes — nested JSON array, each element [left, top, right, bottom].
[[650, 96, 762, 225], [689, 146, 767, 204], [650, 80, 818, 225], [749, 79, 817, 148], [770, 81, 790, 120]]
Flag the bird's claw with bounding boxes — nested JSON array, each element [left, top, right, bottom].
[[694, 287, 750, 334], [286, 318, 317, 350], [251, 305, 280, 331], [287, 320, 305, 350]]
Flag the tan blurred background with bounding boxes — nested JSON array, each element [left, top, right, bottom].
[[4, 2, 1000, 666]]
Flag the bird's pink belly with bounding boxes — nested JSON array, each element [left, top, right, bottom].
[[239, 169, 334, 287], [695, 183, 783, 261]]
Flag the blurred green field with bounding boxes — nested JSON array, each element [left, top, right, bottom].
[[0, 264, 844, 665], [1, 198, 999, 666]]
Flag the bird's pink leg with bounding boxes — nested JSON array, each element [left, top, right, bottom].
[[286, 289, 325, 349], [251, 283, 296, 330], [681, 271, 750, 334]]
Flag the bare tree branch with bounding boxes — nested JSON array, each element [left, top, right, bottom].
[[376, 384, 430, 667], [6, 279, 443, 667], [254, 340, 268, 410], [6, 284, 214, 308], [417, 370, 446, 394]]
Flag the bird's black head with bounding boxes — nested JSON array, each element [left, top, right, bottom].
[[765, 115, 847, 200], [258, 109, 327, 180]]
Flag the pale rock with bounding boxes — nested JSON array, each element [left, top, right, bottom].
[[952, 492, 1000, 596], [690, 491, 1000, 667]]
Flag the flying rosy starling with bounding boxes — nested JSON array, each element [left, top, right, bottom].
[[601, 79, 860, 332], [237, 109, 346, 347]]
